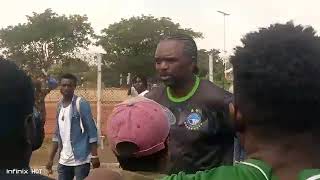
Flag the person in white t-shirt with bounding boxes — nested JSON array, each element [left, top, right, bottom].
[[46, 73, 100, 180]]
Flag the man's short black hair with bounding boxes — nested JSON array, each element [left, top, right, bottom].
[[0, 58, 34, 156], [162, 34, 198, 62], [60, 73, 78, 86], [162, 34, 199, 74], [231, 22, 320, 135]]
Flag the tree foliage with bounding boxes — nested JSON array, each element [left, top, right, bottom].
[[0, 9, 94, 79], [197, 49, 231, 89], [0, 8, 95, 113], [97, 15, 203, 85]]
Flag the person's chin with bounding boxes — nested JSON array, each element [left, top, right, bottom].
[[162, 79, 175, 87]]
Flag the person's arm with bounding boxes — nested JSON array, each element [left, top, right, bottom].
[[80, 99, 100, 168], [46, 140, 58, 174], [208, 89, 235, 134], [144, 85, 164, 101], [90, 142, 100, 168], [80, 99, 98, 143], [46, 114, 60, 174], [48, 142, 58, 162]]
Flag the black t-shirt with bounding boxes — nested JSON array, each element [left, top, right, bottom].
[[147, 80, 234, 174]]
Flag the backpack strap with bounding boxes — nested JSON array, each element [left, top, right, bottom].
[[76, 97, 84, 133], [238, 161, 269, 180], [236, 160, 271, 180]]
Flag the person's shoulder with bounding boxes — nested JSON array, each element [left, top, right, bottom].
[[121, 170, 165, 180], [162, 165, 250, 180], [199, 79, 231, 95], [198, 79, 233, 107], [144, 85, 166, 101], [76, 95, 90, 106], [75, 95, 87, 102]]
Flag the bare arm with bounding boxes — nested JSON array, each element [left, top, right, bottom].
[[90, 142, 100, 168], [46, 141, 58, 174], [90, 142, 98, 156], [48, 142, 58, 162]]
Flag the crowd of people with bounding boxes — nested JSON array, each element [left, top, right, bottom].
[[0, 21, 319, 180]]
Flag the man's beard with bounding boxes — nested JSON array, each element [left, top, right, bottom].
[[162, 78, 176, 87]]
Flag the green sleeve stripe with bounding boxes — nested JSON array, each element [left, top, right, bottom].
[[238, 161, 269, 180], [306, 174, 320, 180]]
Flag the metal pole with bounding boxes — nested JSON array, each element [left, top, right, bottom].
[[96, 53, 103, 149], [217, 10, 230, 90], [223, 15, 226, 54], [223, 15, 226, 89], [209, 54, 213, 82], [127, 73, 131, 85]]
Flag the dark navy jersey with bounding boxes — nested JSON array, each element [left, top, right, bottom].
[[147, 79, 234, 174]]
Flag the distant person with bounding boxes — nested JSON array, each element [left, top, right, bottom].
[[0, 58, 54, 180], [146, 34, 234, 174], [132, 75, 149, 96], [86, 97, 174, 180], [163, 22, 320, 180], [46, 73, 100, 180], [128, 75, 149, 97], [33, 72, 58, 126], [32, 75, 58, 151]]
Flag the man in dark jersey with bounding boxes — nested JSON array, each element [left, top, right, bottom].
[[146, 34, 234, 174]]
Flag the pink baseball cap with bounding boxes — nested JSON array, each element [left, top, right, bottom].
[[107, 97, 175, 157]]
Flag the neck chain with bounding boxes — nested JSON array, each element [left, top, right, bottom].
[[61, 107, 67, 121], [166, 76, 200, 103]]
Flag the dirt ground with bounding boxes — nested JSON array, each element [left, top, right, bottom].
[[30, 138, 117, 166], [30, 137, 118, 179]]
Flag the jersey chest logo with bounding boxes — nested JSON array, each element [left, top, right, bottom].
[[184, 109, 203, 130]]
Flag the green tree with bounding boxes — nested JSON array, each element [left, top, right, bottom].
[[197, 49, 231, 89], [0, 9, 94, 115], [49, 58, 90, 76], [0, 8, 94, 79], [97, 15, 203, 85]]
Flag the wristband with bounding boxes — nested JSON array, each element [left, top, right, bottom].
[[91, 155, 99, 159]]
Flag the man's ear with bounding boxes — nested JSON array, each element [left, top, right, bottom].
[[191, 62, 199, 75], [229, 103, 246, 132]]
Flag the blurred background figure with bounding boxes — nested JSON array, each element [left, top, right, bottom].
[[0, 58, 54, 180], [128, 75, 149, 97]]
